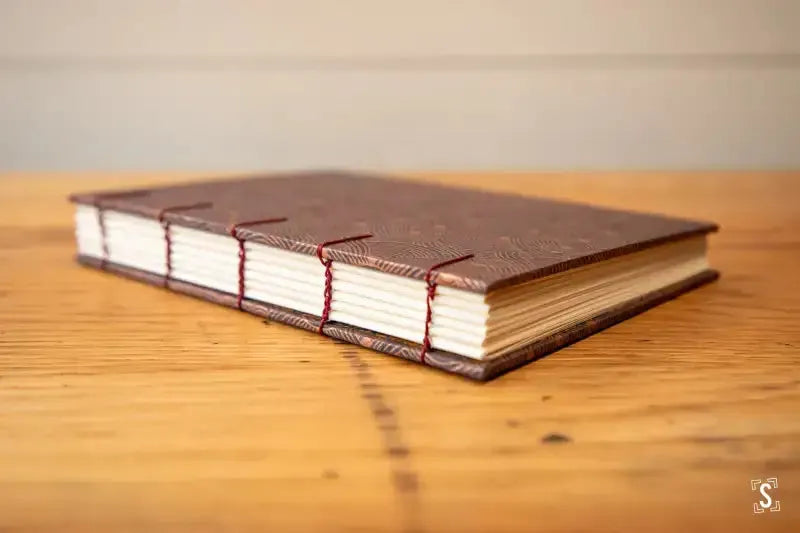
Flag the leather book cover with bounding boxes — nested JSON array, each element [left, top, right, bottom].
[[70, 171, 719, 380]]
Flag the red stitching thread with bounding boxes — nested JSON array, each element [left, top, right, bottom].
[[227, 217, 288, 310], [157, 202, 213, 287], [421, 254, 475, 364], [315, 234, 373, 335], [95, 205, 110, 269], [92, 191, 151, 269]]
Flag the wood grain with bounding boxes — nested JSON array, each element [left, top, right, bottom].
[[0, 172, 798, 532]]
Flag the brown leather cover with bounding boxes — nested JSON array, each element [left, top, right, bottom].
[[71, 171, 719, 380], [70, 171, 717, 293]]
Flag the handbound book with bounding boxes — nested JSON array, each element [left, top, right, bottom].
[[70, 172, 718, 380]]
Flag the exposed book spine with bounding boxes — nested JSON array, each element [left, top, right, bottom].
[[86, 201, 477, 363], [74, 254, 717, 381]]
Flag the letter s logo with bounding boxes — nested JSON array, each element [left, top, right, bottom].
[[759, 482, 773, 510]]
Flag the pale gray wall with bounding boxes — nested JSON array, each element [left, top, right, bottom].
[[1, 0, 798, 171]]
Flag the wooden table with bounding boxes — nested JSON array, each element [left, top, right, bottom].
[[1, 172, 798, 532]]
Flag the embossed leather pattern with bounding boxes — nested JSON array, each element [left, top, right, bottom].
[[70, 171, 718, 293]]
